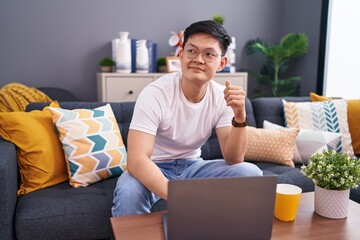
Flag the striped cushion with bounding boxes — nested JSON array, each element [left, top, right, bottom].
[[282, 99, 355, 158], [49, 104, 127, 187], [310, 92, 360, 155]]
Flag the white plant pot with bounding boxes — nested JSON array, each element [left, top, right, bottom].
[[101, 66, 113, 73], [314, 185, 350, 219]]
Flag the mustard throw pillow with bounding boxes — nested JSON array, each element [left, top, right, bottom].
[[245, 126, 299, 167], [310, 92, 360, 155], [0, 101, 68, 196]]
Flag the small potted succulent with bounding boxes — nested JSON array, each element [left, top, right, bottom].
[[157, 57, 167, 73], [301, 150, 360, 219], [212, 15, 225, 25], [99, 57, 115, 73]]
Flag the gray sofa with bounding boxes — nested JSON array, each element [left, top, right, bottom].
[[1, 97, 359, 240]]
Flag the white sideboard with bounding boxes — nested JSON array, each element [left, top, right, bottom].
[[97, 72, 248, 102]]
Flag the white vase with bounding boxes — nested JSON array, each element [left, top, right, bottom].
[[116, 32, 132, 73], [314, 185, 350, 219], [136, 39, 149, 73]]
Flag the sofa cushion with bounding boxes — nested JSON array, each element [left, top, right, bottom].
[[245, 127, 299, 167], [251, 97, 310, 128], [15, 177, 118, 240], [26, 102, 136, 150], [245, 98, 257, 127], [283, 99, 355, 158], [0, 102, 68, 196], [310, 92, 360, 156], [263, 120, 341, 164], [49, 104, 127, 187], [38, 87, 79, 102], [200, 98, 255, 160]]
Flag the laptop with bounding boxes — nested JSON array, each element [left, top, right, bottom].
[[163, 176, 277, 240]]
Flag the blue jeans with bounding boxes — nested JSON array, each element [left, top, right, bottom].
[[112, 159, 262, 216]]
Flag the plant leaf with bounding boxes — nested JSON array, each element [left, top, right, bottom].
[[280, 33, 309, 58]]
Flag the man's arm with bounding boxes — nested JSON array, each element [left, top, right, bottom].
[[216, 80, 248, 164], [216, 126, 247, 164], [126, 129, 169, 200]]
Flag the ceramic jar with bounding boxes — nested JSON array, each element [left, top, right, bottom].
[[116, 32, 132, 73], [136, 40, 149, 73]]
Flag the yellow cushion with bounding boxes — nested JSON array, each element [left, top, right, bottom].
[[245, 127, 299, 167], [0, 101, 68, 196], [309, 92, 330, 101], [310, 92, 360, 155]]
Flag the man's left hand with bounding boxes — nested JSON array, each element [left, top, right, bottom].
[[223, 80, 246, 123]]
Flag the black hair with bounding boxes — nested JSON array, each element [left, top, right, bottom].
[[182, 20, 231, 56]]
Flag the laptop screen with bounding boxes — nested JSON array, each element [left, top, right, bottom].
[[164, 176, 277, 240]]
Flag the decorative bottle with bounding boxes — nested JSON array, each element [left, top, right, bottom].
[[221, 37, 236, 73], [228, 36, 236, 73], [116, 32, 132, 73], [136, 40, 149, 73]]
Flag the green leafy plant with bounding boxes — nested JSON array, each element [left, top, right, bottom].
[[301, 150, 360, 190], [99, 57, 115, 67], [245, 33, 309, 97], [212, 15, 224, 25], [156, 57, 167, 72], [157, 57, 166, 66]]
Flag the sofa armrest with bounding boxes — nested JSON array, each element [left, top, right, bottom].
[[0, 137, 18, 240]]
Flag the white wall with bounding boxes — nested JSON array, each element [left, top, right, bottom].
[[324, 0, 360, 98]]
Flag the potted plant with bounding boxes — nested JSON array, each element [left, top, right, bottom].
[[157, 57, 167, 73], [99, 57, 115, 73], [212, 15, 225, 25], [244, 33, 309, 97], [301, 150, 360, 219]]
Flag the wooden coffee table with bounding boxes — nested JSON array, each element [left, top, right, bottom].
[[110, 192, 360, 239]]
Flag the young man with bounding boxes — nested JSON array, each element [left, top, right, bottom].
[[112, 20, 262, 216]]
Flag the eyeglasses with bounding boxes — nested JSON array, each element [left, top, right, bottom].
[[183, 48, 222, 63]]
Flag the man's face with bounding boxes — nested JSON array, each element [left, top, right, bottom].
[[179, 33, 227, 83]]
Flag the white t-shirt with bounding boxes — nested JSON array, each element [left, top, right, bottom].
[[130, 71, 233, 162]]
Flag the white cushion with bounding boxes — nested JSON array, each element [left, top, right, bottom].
[[263, 120, 342, 164]]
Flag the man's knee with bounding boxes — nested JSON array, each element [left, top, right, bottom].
[[112, 172, 152, 216], [114, 171, 147, 198], [230, 162, 263, 176]]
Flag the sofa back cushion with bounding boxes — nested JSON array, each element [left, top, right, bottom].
[[200, 98, 255, 160], [28, 98, 255, 161], [251, 97, 310, 128], [38, 87, 79, 101]]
